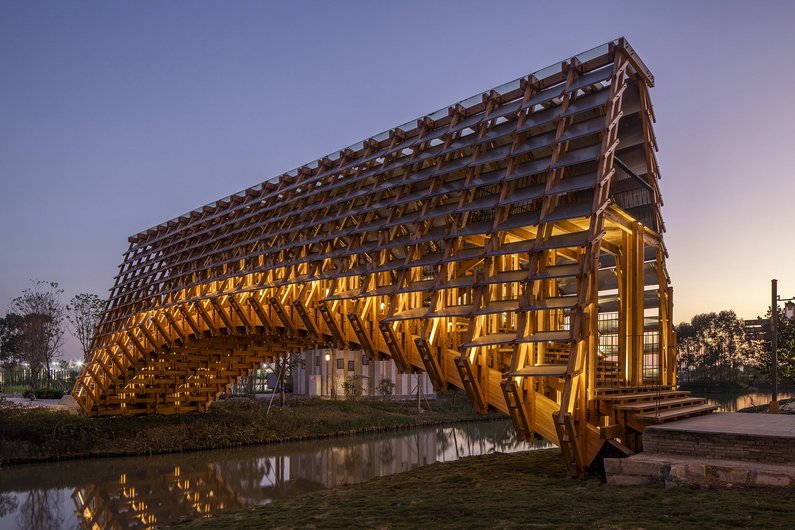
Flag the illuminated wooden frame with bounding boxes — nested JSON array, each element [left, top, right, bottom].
[[74, 38, 687, 473]]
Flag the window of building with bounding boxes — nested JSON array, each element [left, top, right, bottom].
[[362, 354, 369, 366], [348, 360, 355, 371], [598, 312, 619, 364], [336, 358, 344, 370]]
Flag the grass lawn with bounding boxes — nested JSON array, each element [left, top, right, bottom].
[[0, 393, 492, 466], [179, 449, 795, 529]]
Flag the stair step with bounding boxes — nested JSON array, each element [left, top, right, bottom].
[[517, 330, 571, 343], [462, 332, 516, 349], [528, 263, 580, 280], [635, 403, 720, 423], [599, 390, 689, 403], [383, 307, 428, 322], [596, 385, 675, 396], [520, 296, 579, 311], [544, 355, 617, 368], [535, 230, 590, 251], [509, 364, 569, 378], [430, 304, 475, 318], [471, 300, 519, 316], [482, 270, 528, 285], [321, 287, 363, 301], [614, 397, 705, 412]]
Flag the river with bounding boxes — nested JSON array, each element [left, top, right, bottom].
[[0, 420, 549, 529], [2, 392, 786, 529], [696, 391, 793, 412]]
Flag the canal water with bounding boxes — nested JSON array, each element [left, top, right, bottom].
[[0, 420, 549, 529], [697, 391, 793, 412]]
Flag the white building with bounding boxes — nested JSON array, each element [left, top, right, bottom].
[[292, 349, 435, 400]]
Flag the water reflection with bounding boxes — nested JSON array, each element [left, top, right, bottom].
[[699, 392, 793, 412], [0, 421, 548, 529]]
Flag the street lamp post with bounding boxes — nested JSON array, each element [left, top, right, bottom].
[[770, 279, 795, 414], [324, 352, 331, 397]]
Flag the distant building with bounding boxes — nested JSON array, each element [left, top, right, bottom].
[[292, 349, 435, 399]]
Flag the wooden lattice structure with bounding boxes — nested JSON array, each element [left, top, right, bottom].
[[74, 38, 716, 474]]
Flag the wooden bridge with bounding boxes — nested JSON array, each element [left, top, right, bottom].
[[73, 38, 716, 475]]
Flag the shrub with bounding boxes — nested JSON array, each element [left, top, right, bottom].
[[342, 375, 364, 400], [376, 378, 396, 400], [22, 388, 66, 399]]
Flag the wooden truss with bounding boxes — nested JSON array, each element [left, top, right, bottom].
[[73, 38, 715, 474]]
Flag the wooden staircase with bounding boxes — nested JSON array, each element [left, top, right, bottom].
[[596, 385, 719, 451], [544, 349, 622, 386]]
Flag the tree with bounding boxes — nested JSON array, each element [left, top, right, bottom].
[[265, 352, 302, 416], [342, 375, 364, 400], [0, 313, 23, 368], [11, 281, 65, 388], [66, 293, 105, 361], [376, 377, 395, 400], [756, 305, 795, 382], [675, 310, 760, 383]]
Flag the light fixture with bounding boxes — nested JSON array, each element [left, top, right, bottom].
[[325, 353, 331, 361], [785, 301, 795, 321]]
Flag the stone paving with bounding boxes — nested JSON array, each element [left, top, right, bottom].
[[0, 395, 78, 413], [605, 412, 795, 488], [647, 412, 795, 437], [605, 452, 795, 488]]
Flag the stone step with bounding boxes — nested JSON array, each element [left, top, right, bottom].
[[642, 412, 795, 464], [605, 453, 795, 488]]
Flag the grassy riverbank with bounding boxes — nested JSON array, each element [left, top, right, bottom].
[[0, 393, 492, 466], [179, 449, 795, 529]]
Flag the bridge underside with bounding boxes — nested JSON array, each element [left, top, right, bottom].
[[74, 39, 710, 475]]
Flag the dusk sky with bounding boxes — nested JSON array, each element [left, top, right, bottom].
[[2, 1, 794, 360]]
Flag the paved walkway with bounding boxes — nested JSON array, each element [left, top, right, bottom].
[[1, 396, 66, 409], [647, 412, 795, 438]]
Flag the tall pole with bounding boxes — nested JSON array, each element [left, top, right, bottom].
[[332, 350, 337, 399], [772, 279, 778, 408]]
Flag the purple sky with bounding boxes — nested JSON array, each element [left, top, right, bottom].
[[2, 1, 794, 360]]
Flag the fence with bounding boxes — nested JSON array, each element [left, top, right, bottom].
[[0, 363, 82, 392]]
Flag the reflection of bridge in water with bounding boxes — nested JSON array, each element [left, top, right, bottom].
[[73, 37, 717, 475], [0, 422, 540, 529]]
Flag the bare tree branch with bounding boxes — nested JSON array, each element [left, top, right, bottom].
[[66, 293, 105, 361], [11, 280, 65, 388]]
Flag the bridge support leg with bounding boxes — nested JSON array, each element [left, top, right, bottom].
[[414, 337, 446, 391], [454, 356, 488, 414], [378, 322, 411, 373], [501, 378, 534, 441]]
